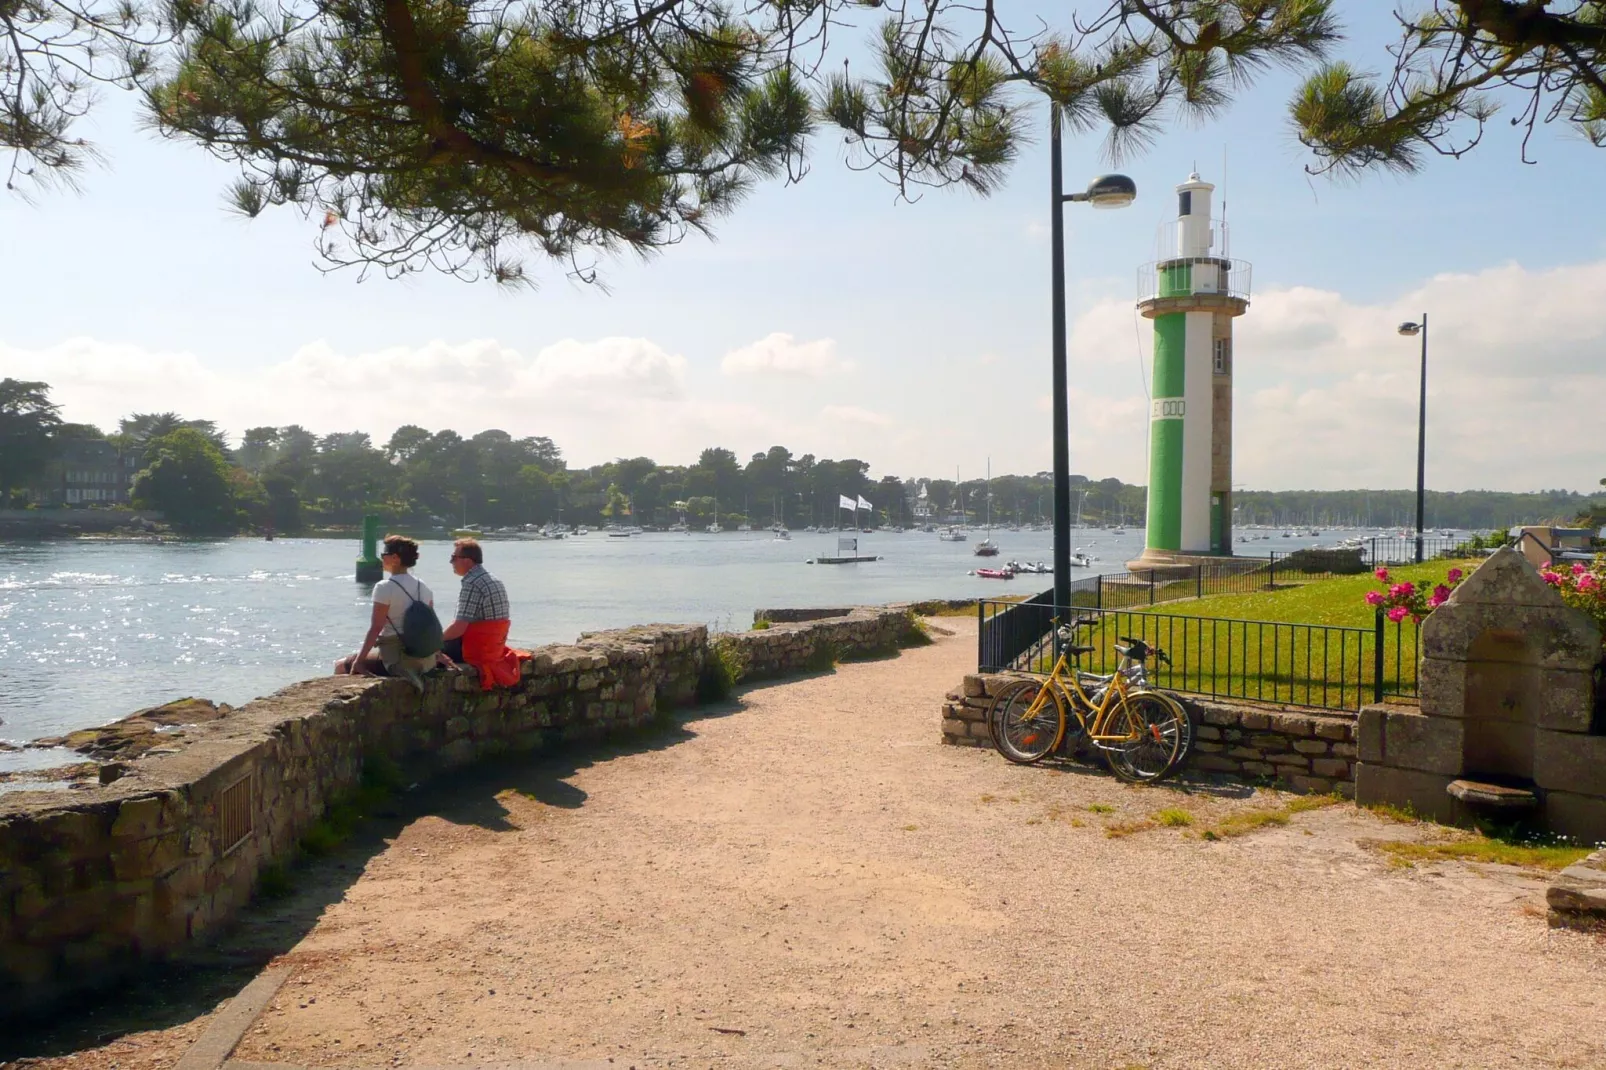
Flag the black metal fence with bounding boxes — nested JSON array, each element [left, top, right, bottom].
[[1361, 535, 1466, 564], [978, 600, 1421, 711], [1032, 552, 1365, 617]]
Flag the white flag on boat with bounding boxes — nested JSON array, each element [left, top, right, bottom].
[[856, 495, 873, 511], [839, 494, 856, 510]]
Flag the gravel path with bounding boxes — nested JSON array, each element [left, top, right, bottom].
[[25, 618, 1606, 1069]]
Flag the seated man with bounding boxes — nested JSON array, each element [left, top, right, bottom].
[[442, 538, 522, 688]]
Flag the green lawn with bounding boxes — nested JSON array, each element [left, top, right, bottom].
[[1043, 559, 1479, 710], [1139, 559, 1477, 628]]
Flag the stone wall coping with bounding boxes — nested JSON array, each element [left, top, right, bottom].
[[751, 605, 912, 631]]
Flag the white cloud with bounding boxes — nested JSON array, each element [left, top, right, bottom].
[[4, 258, 1602, 489], [0, 335, 730, 463], [721, 332, 853, 378], [820, 404, 893, 428], [1231, 259, 1606, 490]]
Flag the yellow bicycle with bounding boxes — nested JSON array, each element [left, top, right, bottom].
[[989, 624, 1190, 782]]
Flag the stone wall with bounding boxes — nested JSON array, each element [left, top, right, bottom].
[[738, 606, 920, 680], [941, 672, 1358, 796], [0, 606, 916, 1021]]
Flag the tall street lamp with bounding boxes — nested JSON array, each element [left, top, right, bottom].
[[1051, 104, 1136, 611], [1397, 314, 1428, 563]]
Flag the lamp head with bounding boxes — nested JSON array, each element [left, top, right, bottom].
[[1085, 174, 1137, 209], [1397, 321, 1422, 337]]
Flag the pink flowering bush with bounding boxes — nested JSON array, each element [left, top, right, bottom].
[[1538, 555, 1606, 638], [1364, 566, 1467, 625]]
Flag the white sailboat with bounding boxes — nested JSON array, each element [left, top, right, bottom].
[[974, 459, 999, 557], [706, 498, 723, 533]]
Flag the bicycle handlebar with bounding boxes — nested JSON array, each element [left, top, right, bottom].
[[1116, 637, 1172, 665]]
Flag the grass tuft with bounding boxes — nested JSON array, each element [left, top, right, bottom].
[[1154, 807, 1194, 827], [256, 863, 294, 900], [697, 635, 750, 702], [1105, 819, 1157, 839], [1364, 801, 1422, 824], [804, 638, 840, 672], [899, 611, 936, 648], [1199, 792, 1343, 840], [1367, 837, 1590, 873], [1086, 802, 1115, 814]]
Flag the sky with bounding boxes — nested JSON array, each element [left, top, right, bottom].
[[1, 4, 1603, 493]]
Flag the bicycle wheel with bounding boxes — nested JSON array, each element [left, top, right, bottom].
[[992, 680, 1065, 765], [1153, 691, 1196, 772], [1103, 691, 1185, 783], [984, 678, 1040, 753]]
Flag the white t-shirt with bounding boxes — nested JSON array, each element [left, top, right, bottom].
[[372, 574, 433, 637]]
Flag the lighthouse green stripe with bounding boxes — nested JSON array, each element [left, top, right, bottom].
[[1153, 314, 1185, 397], [1148, 419, 1183, 550], [1158, 261, 1193, 299], [1147, 312, 1186, 551]]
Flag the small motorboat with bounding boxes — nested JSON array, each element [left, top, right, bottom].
[[774, 529, 791, 541], [971, 566, 1015, 580], [1070, 552, 1095, 568]]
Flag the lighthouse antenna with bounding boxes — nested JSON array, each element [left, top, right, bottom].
[[1221, 145, 1228, 223]]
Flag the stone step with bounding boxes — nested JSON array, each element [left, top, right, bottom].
[[1445, 778, 1539, 811]]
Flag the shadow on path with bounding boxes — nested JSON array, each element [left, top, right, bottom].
[[0, 697, 746, 1063]]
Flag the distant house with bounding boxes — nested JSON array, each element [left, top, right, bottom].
[[36, 440, 143, 506], [1511, 525, 1597, 569], [912, 481, 935, 524]]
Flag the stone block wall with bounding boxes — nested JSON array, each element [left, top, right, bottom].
[[737, 606, 919, 680], [941, 672, 1358, 796], [1, 606, 914, 1021]]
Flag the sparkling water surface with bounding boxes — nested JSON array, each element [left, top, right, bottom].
[[0, 526, 1405, 751]]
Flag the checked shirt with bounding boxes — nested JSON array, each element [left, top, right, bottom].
[[456, 565, 511, 622]]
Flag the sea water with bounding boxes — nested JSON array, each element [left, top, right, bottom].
[[0, 527, 1399, 750]]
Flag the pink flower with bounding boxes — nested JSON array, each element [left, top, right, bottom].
[[1374, 567, 1390, 582], [1433, 584, 1450, 602], [1573, 562, 1588, 576], [1427, 593, 1446, 609], [1541, 570, 1562, 586], [1412, 615, 1423, 625], [1386, 606, 1409, 623], [1389, 582, 1415, 598], [1580, 574, 1600, 593], [1446, 568, 1463, 583], [1365, 591, 1385, 606]]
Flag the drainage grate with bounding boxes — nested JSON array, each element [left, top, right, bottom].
[[219, 774, 254, 854]]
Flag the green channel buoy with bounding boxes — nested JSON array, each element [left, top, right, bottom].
[[355, 513, 384, 583]]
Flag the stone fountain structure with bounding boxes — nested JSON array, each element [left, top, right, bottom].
[[1355, 547, 1606, 842]]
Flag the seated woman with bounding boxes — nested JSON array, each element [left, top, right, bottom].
[[334, 535, 449, 690]]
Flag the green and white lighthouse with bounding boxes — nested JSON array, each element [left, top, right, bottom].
[[1131, 173, 1250, 570]]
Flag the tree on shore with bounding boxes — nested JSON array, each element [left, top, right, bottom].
[[116, 413, 231, 453], [131, 428, 241, 533], [0, 379, 63, 505], [6, 2, 1599, 285]]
